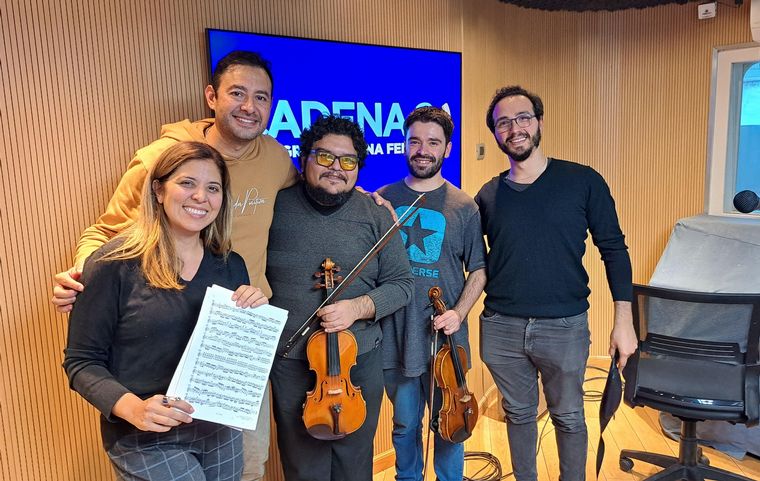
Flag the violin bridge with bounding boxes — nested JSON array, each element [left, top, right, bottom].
[[459, 394, 472, 403], [327, 388, 344, 395]]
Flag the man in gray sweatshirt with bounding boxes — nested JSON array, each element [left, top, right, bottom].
[[266, 115, 414, 481]]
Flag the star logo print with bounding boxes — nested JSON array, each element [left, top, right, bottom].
[[396, 206, 446, 264]]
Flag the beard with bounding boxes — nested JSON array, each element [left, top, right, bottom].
[[499, 128, 541, 162], [406, 153, 444, 179], [304, 181, 353, 207]]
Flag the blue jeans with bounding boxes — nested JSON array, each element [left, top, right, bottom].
[[480, 310, 590, 481], [383, 368, 464, 481]]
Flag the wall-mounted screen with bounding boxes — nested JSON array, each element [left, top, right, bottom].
[[207, 29, 462, 191]]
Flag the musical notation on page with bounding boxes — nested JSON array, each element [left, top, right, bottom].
[[168, 285, 288, 430]]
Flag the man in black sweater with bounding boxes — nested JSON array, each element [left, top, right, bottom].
[[267, 115, 413, 481], [475, 86, 638, 481]]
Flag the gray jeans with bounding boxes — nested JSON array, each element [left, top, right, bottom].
[[480, 309, 590, 481]]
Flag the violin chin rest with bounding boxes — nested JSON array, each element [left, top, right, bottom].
[[447, 427, 472, 444], [306, 424, 347, 441]]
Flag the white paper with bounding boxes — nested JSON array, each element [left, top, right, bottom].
[[168, 284, 288, 430]]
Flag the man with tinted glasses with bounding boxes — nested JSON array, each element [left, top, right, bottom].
[[379, 107, 486, 481], [266, 115, 413, 481], [475, 86, 637, 481]]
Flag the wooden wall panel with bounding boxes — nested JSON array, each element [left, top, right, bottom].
[[460, 0, 510, 412], [0, 0, 754, 480]]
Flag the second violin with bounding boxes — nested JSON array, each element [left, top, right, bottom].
[[428, 286, 479, 443]]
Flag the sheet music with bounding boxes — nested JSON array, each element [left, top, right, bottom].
[[167, 284, 288, 430]]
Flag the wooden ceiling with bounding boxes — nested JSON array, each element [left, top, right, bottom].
[[496, 0, 729, 12]]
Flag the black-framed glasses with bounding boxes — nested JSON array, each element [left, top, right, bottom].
[[310, 149, 359, 171], [495, 114, 536, 133]]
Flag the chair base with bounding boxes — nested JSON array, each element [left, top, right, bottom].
[[619, 420, 755, 481]]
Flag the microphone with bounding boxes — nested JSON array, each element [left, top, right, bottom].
[[733, 190, 760, 213]]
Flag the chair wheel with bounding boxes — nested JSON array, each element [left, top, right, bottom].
[[619, 456, 634, 472], [697, 447, 709, 465]]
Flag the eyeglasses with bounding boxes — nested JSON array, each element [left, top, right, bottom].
[[310, 149, 359, 171], [494, 114, 536, 133]]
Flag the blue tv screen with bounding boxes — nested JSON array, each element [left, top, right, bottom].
[[207, 29, 462, 191]]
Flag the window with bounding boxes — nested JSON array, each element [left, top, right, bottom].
[[736, 63, 760, 199], [706, 43, 760, 215]]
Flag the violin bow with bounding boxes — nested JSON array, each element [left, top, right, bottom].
[[423, 292, 445, 481], [281, 193, 426, 357]]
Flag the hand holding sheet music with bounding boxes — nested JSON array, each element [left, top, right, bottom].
[[168, 284, 288, 430]]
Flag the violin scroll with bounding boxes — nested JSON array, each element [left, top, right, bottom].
[[428, 286, 447, 317], [314, 260, 343, 289]]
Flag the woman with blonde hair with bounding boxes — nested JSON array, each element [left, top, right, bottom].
[[64, 141, 266, 481]]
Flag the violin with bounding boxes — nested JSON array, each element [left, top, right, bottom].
[[429, 286, 478, 443], [302, 258, 366, 440]]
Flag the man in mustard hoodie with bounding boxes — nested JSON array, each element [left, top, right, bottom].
[[53, 50, 296, 481]]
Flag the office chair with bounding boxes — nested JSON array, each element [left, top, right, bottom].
[[620, 284, 760, 481]]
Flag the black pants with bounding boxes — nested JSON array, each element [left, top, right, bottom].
[[270, 347, 384, 481]]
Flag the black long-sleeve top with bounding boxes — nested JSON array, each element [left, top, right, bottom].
[[475, 158, 632, 318], [63, 242, 249, 450]]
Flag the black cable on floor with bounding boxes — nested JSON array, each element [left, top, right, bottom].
[[463, 450, 511, 481]]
